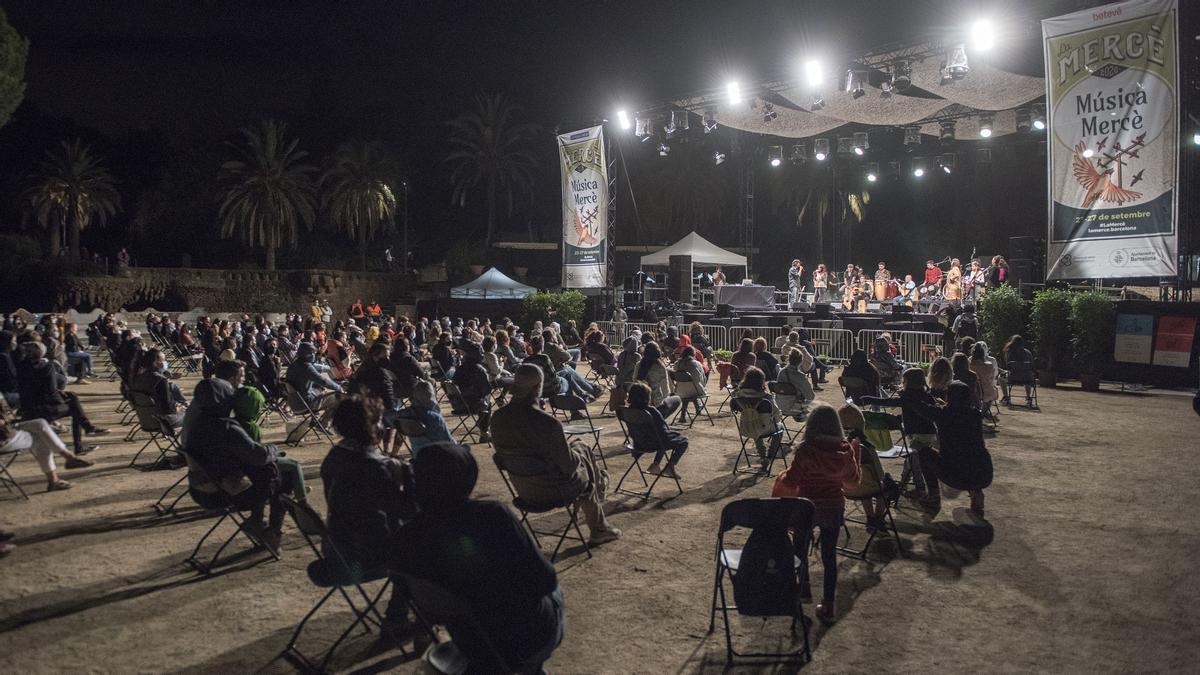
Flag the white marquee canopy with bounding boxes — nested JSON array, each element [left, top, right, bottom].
[[639, 232, 747, 268]]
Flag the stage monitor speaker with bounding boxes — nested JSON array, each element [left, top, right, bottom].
[[668, 254, 692, 304], [1009, 236, 1042, 260], [790, 301, 812, 312], [1010, 258, 1044, 286], [813, 304, 832, 320], [716, 303, 733, 318], [891, 304, 913, 316]]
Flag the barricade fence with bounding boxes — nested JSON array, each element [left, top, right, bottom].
[[857, 329, 945, 365]]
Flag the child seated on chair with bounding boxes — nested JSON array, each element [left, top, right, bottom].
[[734, 367, 785, 466], [772, 404, 860, 625], [838, 404, 890, 530], [626, 382, 687, 480]]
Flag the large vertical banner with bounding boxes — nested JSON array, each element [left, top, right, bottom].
[[557, 126, 608, 289], [1042, 0, 1179, 280]]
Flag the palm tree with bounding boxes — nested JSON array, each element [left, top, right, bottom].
[[217, 120, 316, 271], [319, 140, 400, 271], [24, 139, 121, 261], [444, 92, 538, 245]]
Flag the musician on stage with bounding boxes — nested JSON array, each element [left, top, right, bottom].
[[986, 256, 1008, 289], [895, 274, 917, 305], [842, 275, 856, 310], [812, 264, 828, 303], [788, 259, 805, 305], [944, 258, 963, 304], [874, 261, 892, 282], [923, 260, 943, 289], [858, 273, 872, 313], [712, 266, 727, 287], [964, 259, 985, 303]]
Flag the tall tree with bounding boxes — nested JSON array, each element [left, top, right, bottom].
[[319, 140, 399, 272], [0, 8, 28, 130], [217, 120, 316, 271], [444, 92, 537, 245], [24, 139, 121, 261]]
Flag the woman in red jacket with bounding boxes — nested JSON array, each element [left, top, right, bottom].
[[773, 404, 860, 624]]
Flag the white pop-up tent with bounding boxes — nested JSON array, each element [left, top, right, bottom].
[[639, 231, 747, 268], [450, 267, 536, 299]]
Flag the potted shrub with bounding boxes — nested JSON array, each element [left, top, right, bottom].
[[1070, 291, 1115, 392], [1029, 288, 1073, 387], [714, 348, 733, 363], [978, 284, 1027, 358]]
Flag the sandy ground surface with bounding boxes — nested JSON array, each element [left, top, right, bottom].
[[1, 359, 1198, 675]]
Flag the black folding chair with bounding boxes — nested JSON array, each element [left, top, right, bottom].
[[0, 445, 29, 500], [441, 381, 489, 445], [277, 495, 400, 673], [613, 407, 684, 501], [838, 447, 903, 561], [181, 453, 281, 575], [550, 393, 607, 471], [493, 452, 591, 563], [398, 574, 516, 674], [669, 370, 715, 428], [395, 416, 429, 460], [128, 390, 179, 470], [838, 375, 879, 405], [729, 397, 788, 476], [861, 408, 916, 506], [709, 497, 814, 665], [715, 363, 744, 416], [283, 382, 334, 447], [768, 381, 807, 444], [1005, 359, 1039, 409]]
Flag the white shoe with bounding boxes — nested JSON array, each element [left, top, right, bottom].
[[588, 527, 621, 545], [647, 462, 662, 474]]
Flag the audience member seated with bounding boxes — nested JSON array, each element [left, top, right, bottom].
[[131, 349, 188, 430], [671, 346, 708, 424], [351, 342, 401, 421], [16, 342, 107, 455], [869, 335, 905, 387], [325, 330, 355, 380], [583, 330, 616, 367], [0, 398, 93, 490], [258, 339, 285, 398], [450, 342, 493, 444], [543, 330, 598, 400], [431, 333, 456, 379], [771, 404, 860, 624], [285, 342, 344, 420], [951, 353, 982, 409], [391, 442, 564, 672], [795, 327, 831, 386], [730, 338, 757, 381], [396, 380, 453, 456], [63, 323, 93, 384], [841, 349, 881, 404], [838, 404, 889, 529], [635, 341, 681, 419], [863, 368, 939, 500], [1002, 335, 1035, 403], [660, 326, 680, 357], [625, 382, 687, 479], [776, 348, 816, 413], [320, 395, 418, 640], [523, 337, 564, 400], [687, 322, 714, 368], [911, 381, 994, 515], [926, 356, 953, 399], [387, 336, 427, 401], [734, 366, 786, 467], [0, 331, 19, 408], [491, 365, 621, 545], [970, 342, 999, 407], [751, 337, 779, 381]]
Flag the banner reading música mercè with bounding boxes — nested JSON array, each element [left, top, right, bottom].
[[557, 125, 608, 289], [1042, 0, 1178, 280]]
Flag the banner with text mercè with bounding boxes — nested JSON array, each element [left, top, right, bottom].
[[557, 126, 608, 289], [1042, 0, 1178, 280]]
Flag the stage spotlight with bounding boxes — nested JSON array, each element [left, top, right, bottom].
[[938, 154, 956, 174], [762, 103, 778, 123], [947, 45, 970, 80], [714, 151, 726, 165], [1193, 132, 1200, 146], [893, 60, 912, 91], [865, 162, 878, 182], [912, 158, 927, 177], [727, 81, 742, 105], [853, 131, 869, 156], [940, 66, 953, 86], [635, 116, 651, 137], [672, 110, 689, 131], [837, 137, 853, 154], [846, 69, 866, 99], [970, 19, 996, 51], [904, 126, 922, 147], [1016, 108, 1032, 133], [939, 119, 956, 143], [768, 145, 783, 167], [811, 95, 825, 111], [979, 113, 994, 138], [880, 80, 893, 99], [658, 142, 670, 157], [814, 138, 830, 161], [790, 144, 807, 164], [703, 108, 718, 133], [804, 59, 823, 88], [617, 110, 631, 130], [977, 148, 993, 164], [1032, 104, 1046, 130]]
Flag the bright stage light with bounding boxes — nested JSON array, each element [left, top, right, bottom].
[[768, 145, 783, 167], [727, 81, 741, 104], [938, 154, 955, 174], [1192, 132, 1200, 146], [865, 162, 878, 182], [914, 167, 925, 177], [867, 173, 877, 182], [804, 60, 823, 88], [811, 96, 825, 111], [814, 138, 830, 161], [970, 19, 996, 51], [617, 110, 631, 130], [1032, 103, 1046, 130], [946, 45, 969, 80], [853, 131, 869, 156], [978, 113, 994, 138], [1033, 118, 1046, 131]]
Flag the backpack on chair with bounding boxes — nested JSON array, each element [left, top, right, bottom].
[[731, 525, 798, 616]]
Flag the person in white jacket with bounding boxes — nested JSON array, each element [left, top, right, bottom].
[[672, 346, 708, 423]]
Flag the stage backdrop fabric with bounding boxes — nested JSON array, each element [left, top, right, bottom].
[[1042, 0, 1179, 280], [558, 125, 608, 289]]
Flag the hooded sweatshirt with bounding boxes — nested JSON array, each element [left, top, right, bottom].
[[184, 377, 276, 480], [772, 434, 861, 512], [616, 337, 641, 387]]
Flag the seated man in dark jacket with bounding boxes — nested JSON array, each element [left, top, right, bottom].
[[16, 342, 107, 454], [320, 395, 417, 637], [183, 365, 286, 550], [285, 342, 343, 420], [392, 442, 564, 672], [131, 348, 188, 430], [387, 336, 426, 400], [625, 382, 687, 480], [450, 342, 493, 444]]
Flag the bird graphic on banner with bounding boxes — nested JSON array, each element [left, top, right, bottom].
[[1072, 140, 1143, 209], [573, 207, 599, 246]]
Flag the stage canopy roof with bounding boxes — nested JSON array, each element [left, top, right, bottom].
[[640, 232, 747, 268], [449, 267, 536, 299]]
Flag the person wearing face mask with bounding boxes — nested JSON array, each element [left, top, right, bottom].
[[131, 348, 188, 431], [16, 341, 108, 455], [62, 323, 93, 384]]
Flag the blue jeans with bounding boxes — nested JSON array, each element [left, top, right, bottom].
[[558, 367, 598, 398], [67, 350, 93, 377]]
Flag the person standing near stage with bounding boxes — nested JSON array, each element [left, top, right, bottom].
[[923, 260, 944, 297], [964, 260, 985, 303], [987, 256, 1008, 290], [812, 264, 828, 303], [712, 266, 726, 287], [944, 259, 963, 305], [788, 260, 805, 305]]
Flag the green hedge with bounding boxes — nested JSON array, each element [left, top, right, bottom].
[[522, 290, 585, 328], [978, 284, 1026, 356]]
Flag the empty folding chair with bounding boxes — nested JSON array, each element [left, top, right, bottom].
[[550, 394, 607, 471], [714, 363, 744, 415], [613, 407, 684, 501], [669, 370, 715, 428], [277, 495, 400, 673], [709, 497, 814, 665], [861, 409, 916, 505], [838, 375, 880, 405], [729, 397, 788, 476], [493, 452, 591, 563]]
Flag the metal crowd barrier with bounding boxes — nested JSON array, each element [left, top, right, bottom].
[[856, 329, 945, 364], [804, 328, 857, 364]]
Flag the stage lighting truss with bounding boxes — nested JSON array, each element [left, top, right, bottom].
[[616, 110, 631, 130], [904, 126, 922, 147], [790, 143, 807, 165], [813, 138, 830, 161], [939, 119, 956, 144], [852, 131, 869, 156], [762, 103, 778, 123], [846, 69, 867, 99], [978, 112, 994, 138], [1015, 107, 1032, 133], [892, 59, 912, 92], [767, 145, 783, 167], [937, 154, 956, 174], [946, 44, 969, 80], [635, 116, 652, 138], [703, 108, 718, 133], [811, 95, 825, 111]]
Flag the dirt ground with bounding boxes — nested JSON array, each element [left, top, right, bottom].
[[1, 362, 1197, 674]]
